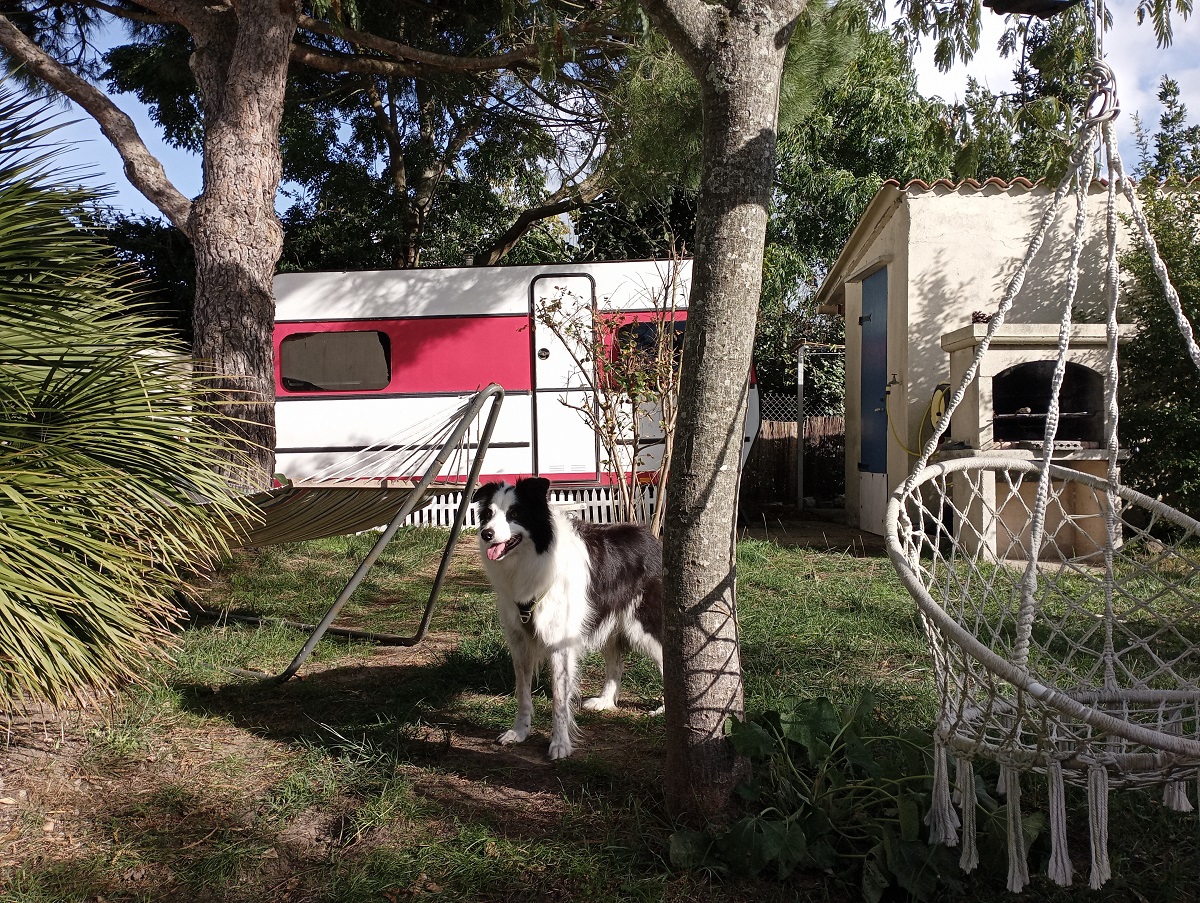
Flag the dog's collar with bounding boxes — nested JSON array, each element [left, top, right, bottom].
[[515, 597, 538, 625]]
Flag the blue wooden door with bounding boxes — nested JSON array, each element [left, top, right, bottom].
[[859, 269, 888, 474]]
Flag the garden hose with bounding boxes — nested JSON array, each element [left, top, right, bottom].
[[885, 382, 948, 458]]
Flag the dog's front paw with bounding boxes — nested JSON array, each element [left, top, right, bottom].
[[648, 703, 665, 717], [581, 695, 615, 712], [496, 728, 528, 745], [547, 736, 573, 760]]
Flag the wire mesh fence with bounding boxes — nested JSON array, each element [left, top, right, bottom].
[[759, 393, 846, 421]]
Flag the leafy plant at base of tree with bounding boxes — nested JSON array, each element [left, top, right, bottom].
[[669, 695, 965, 901], [0, 84, 253, 706]]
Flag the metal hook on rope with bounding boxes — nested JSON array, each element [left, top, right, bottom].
[[1083, 62, 1120, 125]]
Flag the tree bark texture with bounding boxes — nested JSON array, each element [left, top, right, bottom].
[[0, 6, 295, 491], [186, 0, 298, 490], [641, 0, 802, 822]]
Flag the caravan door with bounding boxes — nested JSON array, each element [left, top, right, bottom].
[[529, 274, 601, 481]]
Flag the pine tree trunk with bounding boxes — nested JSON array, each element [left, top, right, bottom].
[[187, 1, 297, 491], [658, 7, 793, 822]]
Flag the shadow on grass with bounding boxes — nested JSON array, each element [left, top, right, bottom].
[[6, 782, 290, 903], [172, 637, 665, 805]]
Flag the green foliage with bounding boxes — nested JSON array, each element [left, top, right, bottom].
[[1119, 86, 1200, 517], [0, 84, 251, 705], [1120, 182, 1200, 516], [98, 211, 195, 340], [670, 694, 962, 900], [272, 2, 627, 267], [1135, 77, 1200, 182], [600, 0, 873, 202], [949, 9, 1094, 183], [103, 26, 202, 154], [1132, 0, 1195, 47], [573, 191, 697, 262], [760, 28, 954, 395]]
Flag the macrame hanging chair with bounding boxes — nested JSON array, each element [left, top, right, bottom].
[[884, 27, 1200, 893]]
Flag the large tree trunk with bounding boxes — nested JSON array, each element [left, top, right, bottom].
[[187, 1, 297, 491], [644, 0, 799, 822]]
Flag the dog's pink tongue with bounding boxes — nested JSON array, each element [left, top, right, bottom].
[[486, 542, 507, 561]]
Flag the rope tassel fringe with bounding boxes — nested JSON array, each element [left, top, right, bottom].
[[1088, 764, 1112, 890], [926, 740, 960, 846], [957, 757, 979, 873], [1047, 761, 1073, 886], [1005, 766, 1030, 892]]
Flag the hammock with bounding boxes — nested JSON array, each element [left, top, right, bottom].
[[885, 59, 1200, 890], [214, 383, 504, 683]]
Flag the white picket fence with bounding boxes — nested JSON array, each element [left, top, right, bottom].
[[407, 484, 659, 527]]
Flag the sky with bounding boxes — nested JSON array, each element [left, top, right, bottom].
[[910, 0, 1200, 167], [50, 3, 1200, 220]]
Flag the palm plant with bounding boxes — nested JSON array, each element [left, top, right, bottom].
[[0, 82, 254, 706]]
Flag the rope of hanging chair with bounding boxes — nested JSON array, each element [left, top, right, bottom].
[[898, 123, 1103, 494], [892, 117, 1105, 661], [896, 59, 1197, 675], [1013, 141, 1096, 669], [883, 14, 1200, 890], [1100, 116, 1123, 691], [886, 456, 1200, 758]]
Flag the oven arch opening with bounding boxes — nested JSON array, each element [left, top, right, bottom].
[[992, 360, 1104, 443]]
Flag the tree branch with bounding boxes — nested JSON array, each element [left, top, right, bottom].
[[474, 166, 608, 266], [76, 0, 173, 26], [297, 14, 541, 73], [0, 13, 192, 232], [109, 0, 210, 27], [365, 78, 413, 206], [289, 41, 422, 77], [636, 0, 715, 72]]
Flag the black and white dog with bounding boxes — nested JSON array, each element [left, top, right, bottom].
[[471, 477, 664, 759]]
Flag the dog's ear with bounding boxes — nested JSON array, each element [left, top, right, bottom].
[[515, 477, 551, 504], [471, 481, 505, 504]]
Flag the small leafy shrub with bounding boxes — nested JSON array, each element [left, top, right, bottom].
[[670, 695, 962, 901]]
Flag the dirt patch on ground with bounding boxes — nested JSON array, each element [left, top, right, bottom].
[[1, 527, 848, 902], [0, 630, 677, 902]]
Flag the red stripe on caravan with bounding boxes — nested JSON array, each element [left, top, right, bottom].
[[398, 472, 657, 485], [274, 317, 532, 395]]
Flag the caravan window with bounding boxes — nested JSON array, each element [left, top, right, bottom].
[[613, 320, 686, 367], [280, 330, 391, 392]]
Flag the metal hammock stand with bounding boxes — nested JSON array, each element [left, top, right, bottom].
[[884, 48, 1200, 893], [209, 383, 504, 684]]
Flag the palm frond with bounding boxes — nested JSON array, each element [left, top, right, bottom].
[[0, 78, 257, 707]]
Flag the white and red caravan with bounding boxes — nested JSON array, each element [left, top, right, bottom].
[[272, 260, 761, 513]]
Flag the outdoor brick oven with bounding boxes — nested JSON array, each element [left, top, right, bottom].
[[939, 323, 1129, 560]]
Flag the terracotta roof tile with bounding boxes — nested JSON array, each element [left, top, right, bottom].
[[883, 177, 1039, 191], [887, 175, 1200, 192]]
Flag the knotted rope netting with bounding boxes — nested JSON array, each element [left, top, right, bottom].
[[884, 51, 1200, 892]]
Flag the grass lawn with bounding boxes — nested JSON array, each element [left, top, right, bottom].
[[1, 526, 1197, 901]]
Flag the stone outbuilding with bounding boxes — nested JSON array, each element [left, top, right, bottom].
[[814, 177, 1135, 538]]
